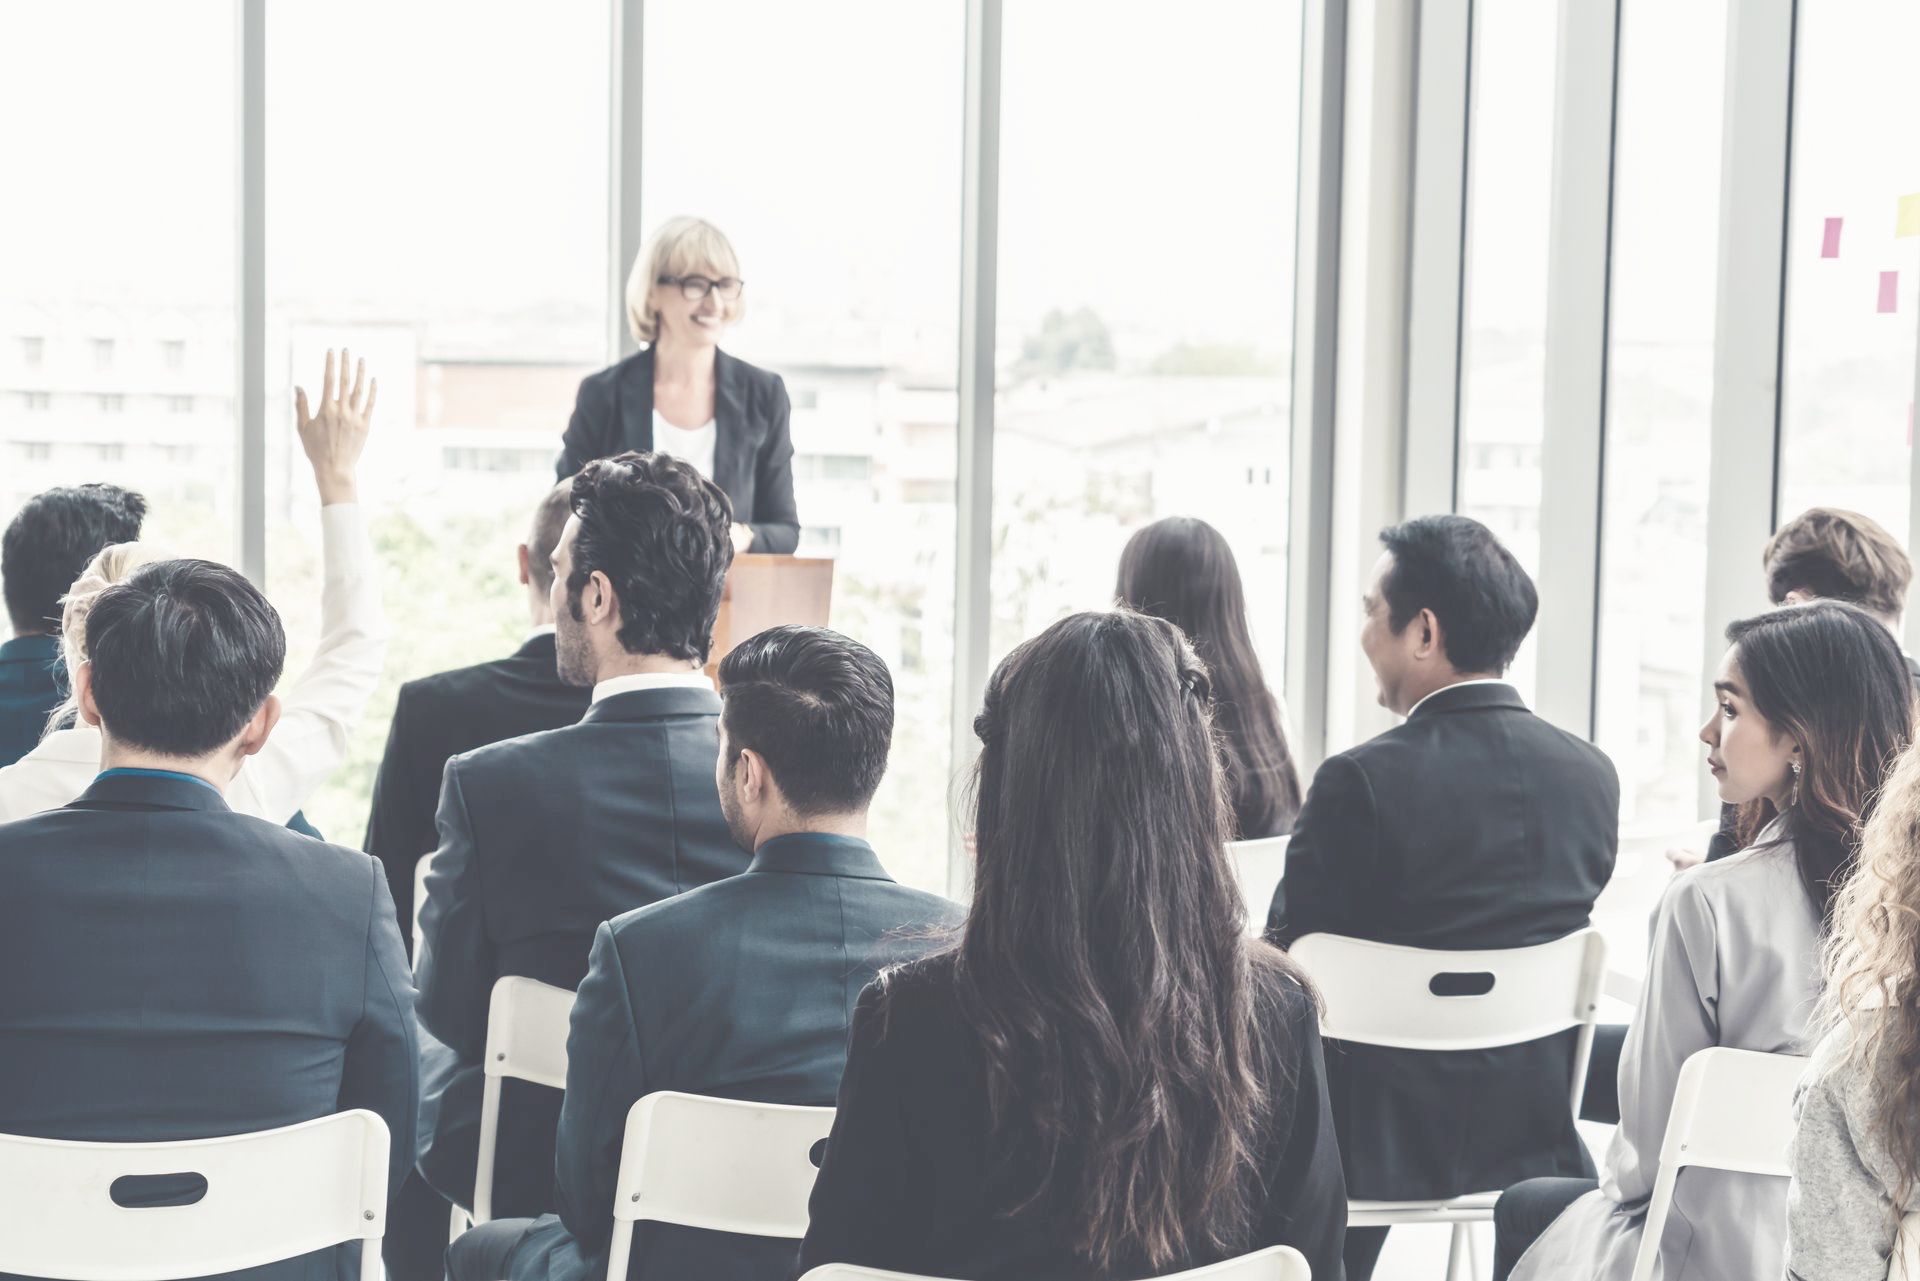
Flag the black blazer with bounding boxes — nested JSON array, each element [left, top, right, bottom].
[[413, 685, 748, 1219], [0, 772, 418, 1281], [556, 347, 800, 553], [796, 953, 1348, 1281], [362, 632, 590, 948], [1266, 681, 1618, 1201], [486, 833, 964, 1281]]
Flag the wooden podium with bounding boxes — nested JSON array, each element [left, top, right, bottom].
[[705, 554, 836, 676]]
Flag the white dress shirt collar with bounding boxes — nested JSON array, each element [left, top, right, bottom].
[[590, 670, 714, 704], [1406, 677, 1519, 719]]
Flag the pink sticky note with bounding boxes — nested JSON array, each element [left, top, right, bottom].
[[1823, 217, 1843, 258], [1880, 271, 1900, 313]]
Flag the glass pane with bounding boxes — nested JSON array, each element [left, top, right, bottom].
[[0, 1, 235, 563], [1595, 0, 1727, 837], [1456, 0, 1557, 701], [266, 1, 611, 839], [644, 0, 963, 895], [1778, 1, 1920, 537], [991, 0, 1300, 692]]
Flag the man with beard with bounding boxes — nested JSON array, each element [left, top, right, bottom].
[[410, 452, 745, 1257], [445, 625, 960, 1281]]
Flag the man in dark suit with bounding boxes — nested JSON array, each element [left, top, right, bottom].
[[1267, 514, 1618, 1281], [446, 624, 962, 1281], [0, 482, 146, 765], [0, 556, 417, 1281], [363, 480, 589, 946], [410, 452, 749, 1261]]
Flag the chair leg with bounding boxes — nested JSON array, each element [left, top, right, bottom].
[[1445, 1222, 1469, 1281], [1467, 1222, 1483, 1280]]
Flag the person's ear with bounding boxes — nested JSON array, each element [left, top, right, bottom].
[[74, 663, 103, 729], [516, 543, 532, 588], [236, 694, 282, 759], [738, 747, 767, 804], [1416, 609, 1440, 659], [587, 570, 617, 625]]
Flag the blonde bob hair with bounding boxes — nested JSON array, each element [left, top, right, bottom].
[[625, 216, 745, 346], [45, 540, 174, 732]]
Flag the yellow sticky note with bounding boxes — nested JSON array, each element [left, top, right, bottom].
[[1900, 193, 1920, 238]]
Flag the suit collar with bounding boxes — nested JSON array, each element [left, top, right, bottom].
[[72, 770, 231, 814], [510, 631, 558, 663], [580, 684, 721, 724], [1405, 679, 1526, 719], [711, 348, 748, 502], [617, 347, 656, 453], [748, 832, 893, 881], [0, 634, 60, 665]]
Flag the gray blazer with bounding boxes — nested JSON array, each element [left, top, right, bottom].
[[1786, 1020, 1913, 1279], [1510, 822, 1822, 1281]]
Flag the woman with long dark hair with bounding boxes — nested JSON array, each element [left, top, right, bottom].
[[797, 610, 1345, 1279], [1116, 517, 1303, 838], [1495, 600, 1917, 1281]]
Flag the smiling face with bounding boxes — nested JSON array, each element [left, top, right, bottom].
[[649, 265, 737, 350], [1700, 645, 1801, 809]]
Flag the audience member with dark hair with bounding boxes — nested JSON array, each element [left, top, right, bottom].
[[0, 349, 388, 827], [408, 450, 747, 1268], [798, 609, 1346, 1280], [1267, 513, 1619, 1281], [0, 481, 145, 766], [364, 480, 590, 950], [1497, 600, 1916, 1281], [447, 625, 960, 1281], [0, 556, 418, 1281], [1117, 516, 1303, 838]]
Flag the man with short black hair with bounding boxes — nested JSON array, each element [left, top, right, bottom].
[[0, 558, 418, 1281], [412, 451, 748, 1248], [1267, 514, 1618, 1281], [445, 624, 961, 1281], [0, 482, 145, 765]]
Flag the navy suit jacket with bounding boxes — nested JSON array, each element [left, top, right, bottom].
[[489, 834, 963, 1281], [0, 772, 419, 1281], [1267, 681, 1618, 1200], [363, 632, 589, 948], [0, 634, 61, 767], [414, 685, 747, 1218], [555, 347, 800, 554]]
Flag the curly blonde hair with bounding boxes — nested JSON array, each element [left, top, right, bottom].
[[1819, 736, 1920, 1208], [44, 541, 173, 731]]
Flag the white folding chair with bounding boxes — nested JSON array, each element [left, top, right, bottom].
[[1227, 835, 1290, 936], [0, 1110, 389, 1281], [1895, 1208, 1920, 1280], [449, 975, 576, 1240], [1288, 929, 1608, 1281], [411, 851, 434, 961], [1627, 1047, 1807, 1281], [606, 1091, 835, 1281], [797, 1244, 1312, 1281]]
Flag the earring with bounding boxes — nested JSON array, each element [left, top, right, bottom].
[[1789, 759, 1803, 808]]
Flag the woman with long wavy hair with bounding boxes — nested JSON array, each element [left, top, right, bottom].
[[797, 609, 1346, 1279], [1496, 599, 1915, 1281], [1789, 737, 1920, 1276], [1116, 517, 1303, 838]]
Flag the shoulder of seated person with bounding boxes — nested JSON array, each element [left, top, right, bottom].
[[443, 718, 583, 774]]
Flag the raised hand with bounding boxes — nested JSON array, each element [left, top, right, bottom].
[[294, 347, 377, 505]]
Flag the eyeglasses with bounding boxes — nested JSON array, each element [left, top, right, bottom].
[[658, 274, 745, 302]]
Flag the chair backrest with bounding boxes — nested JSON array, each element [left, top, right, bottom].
[[1627, 1047, 1808, 1281], [796, 1243, 1312, 1281], [411, 852, 433, 960], [1289, 930, 1607, 1113], [0, 1110, 389, 1281], [605, 1091, 835, 1281], [1228, 835, 1290, 934], [470, 975, 575, 1223]]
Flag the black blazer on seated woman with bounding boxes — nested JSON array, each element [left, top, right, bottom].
[[797, 952, 1347, 1281], [556, 346, 800, 553]]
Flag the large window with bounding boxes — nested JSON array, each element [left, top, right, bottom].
[[1456, 0, 1557, 701], [1595, 0, 1728, 836], [1778, 1, 1920, 539], [989, 0, 1302, 698], [265, 1, 611, 841], [0, 1, 235, 562], [643, 0, 963, 895]]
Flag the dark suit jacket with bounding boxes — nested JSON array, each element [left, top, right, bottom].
[[1266, 681, 1618, 1201], [363, 632, 590, 948], [556, 347, 800, 553], [796, 952, 1347, 1281], [0, 771, 418, 1281], [0, 633, 61, 768], [414, 685, 747, 1219], [489, 833, 963, 1281]]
